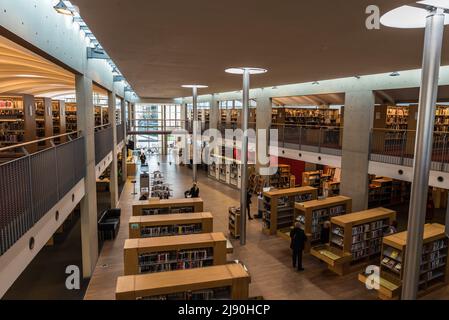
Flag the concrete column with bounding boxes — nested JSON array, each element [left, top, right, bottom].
[[340, 90, 375, 211], [121, 100, 128, 182], [256, 91, 272, 174], [108, 92, 119, 208], [75, 74, 98, 279], [43, 98, 53, 147], [180, 101, 187, 130], [209, 94, 219, 130], [161, 105, 168, 155]]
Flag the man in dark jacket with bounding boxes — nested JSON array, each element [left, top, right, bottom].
[[246, 189, 253, 220], [185, 182, 200, 198], [290, 222, 307, 271]]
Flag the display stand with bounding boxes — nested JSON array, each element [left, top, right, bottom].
[[128, 212, 213, 238], [262, 186, 318, 235], [116, 263, 251, 300], [132, 198, 204, 216], [123, 232, 227, 275], [289, 195, 352, 251], [310, 207, 396, 275], [358, 223, 449, 300]]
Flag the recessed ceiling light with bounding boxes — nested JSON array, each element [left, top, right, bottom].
[[53, 0, 73, 16], [390, 72, 400, 77], [312, 81, 319, 85]]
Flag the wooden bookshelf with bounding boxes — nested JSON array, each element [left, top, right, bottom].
[[0, 96, 25, 148], [52, 100, 66, 144], [65, 102, 77, 132], [116, 263, 251, 300], [311, 207, 396, 275], [358, 223, 449, 300], [132, 198, 204, 216], [123, 232, 227, 275], [292, 195, 352, 251], [128, 212, 213, 238], [262, 186, 318, 235], [228, 207, 241, 239]]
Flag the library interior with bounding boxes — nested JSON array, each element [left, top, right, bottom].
[[3, 0, 449, 301]]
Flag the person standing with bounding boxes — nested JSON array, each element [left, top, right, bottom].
[[246, 189, 253, 220], [290, 222, 307, 271]]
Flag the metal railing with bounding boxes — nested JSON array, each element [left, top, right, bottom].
[[117, 123, 124, 144], [94, 124, 113, 165], [0, 134, 85, 256], [273, 123, 343, 156], [369, 128, 449, 172]]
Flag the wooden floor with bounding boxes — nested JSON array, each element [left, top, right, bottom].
[[84, 155, 449, 300]]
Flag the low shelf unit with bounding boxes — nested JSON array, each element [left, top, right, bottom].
[[123, 232, 227, 275], [128, 212, 213, 238], [262, 186, 318, 235], [310, 207, 396, 275], [132, 198, 204, 216], [116, 263, 251, 300], [358, 223, 449, 300]]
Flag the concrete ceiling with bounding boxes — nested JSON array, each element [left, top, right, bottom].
[[71, 0, 449, 99]]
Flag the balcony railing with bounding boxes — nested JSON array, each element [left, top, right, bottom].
[[94, 124, 113, 165], [273, 124, 343, 156], [369, 128, 449, 172], [116, 123, 124, 144], [0, 133, 85, 256]]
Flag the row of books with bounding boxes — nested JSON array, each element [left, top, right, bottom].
[[141, 288, 230, 300], [423, 239, 447, 254], [382, 257, 402, 274], [351, 238, 382, 253], [141, 223, 202, 238], [352, 229, 384, 243], [141, 206, 194, 215], [139, 259, 212, 273], [352, 244, 382, 260], [352, 219, 386, 236], [139, 248, 212, 265]]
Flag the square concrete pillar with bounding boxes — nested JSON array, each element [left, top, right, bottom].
[[209, 94, 219, 130], [340, 90, 375, 212], [75, 74, 98, 279], [121, 100, 128, 182], [256, 92, 272, 175], [108, 91, 119, 208]]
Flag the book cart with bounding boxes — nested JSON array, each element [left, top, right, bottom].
[[128, 212, 213, 239], [310, 207, 396, 275], [124, 232, 227, 275], [289, 195, 352, 252], [116, 263, 251, 300], [132, 198, 204, 216], [358, 223, 449, 300], [262, 187, 318, 235]]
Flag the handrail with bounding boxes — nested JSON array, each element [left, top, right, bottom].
[[94, 123, 111, 130], [0, 130, 82, 153]]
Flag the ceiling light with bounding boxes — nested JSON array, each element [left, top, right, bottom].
[[312, 81, 319, 85], [390, 71, 400, 77], [225, 67, 267, 75], [181, 85, 208, 89], [53, 1, 73, 16], [380, 2, 449, 29], [16, 74, 45, 78], [354, 76, 361, 79], [272, 86, 278, 89]]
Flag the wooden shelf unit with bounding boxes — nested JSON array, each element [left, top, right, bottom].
[[123, 232, 227, 275], [310, 207, 396, 275], [262, 186, 318, 235], [128, 212, 213, 238], [65, 102, 77, 132], [132, 198, 204, 216], [358, 223, 449, 300], [0, 96, 25, 148], [116, 263, 251, 300], [228, 207, 241, 239], [293, 195, 352, 250]]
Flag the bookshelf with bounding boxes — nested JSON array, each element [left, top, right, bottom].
[[358, 223, 449, 299], [123, 232, 227, 275], [262, 186, 318, 235], [132, 198, 204, 216], [310, 207, 396, 275], [35, 98, 53, 148], [0, 96, 25, 148], [116, 263, 251, 300], [128, 212, 213, 238], [65, 102, 77, 132], [52, 100, 66, 144], [292, 196, 352, 251], [228, 207, 241, 239]]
